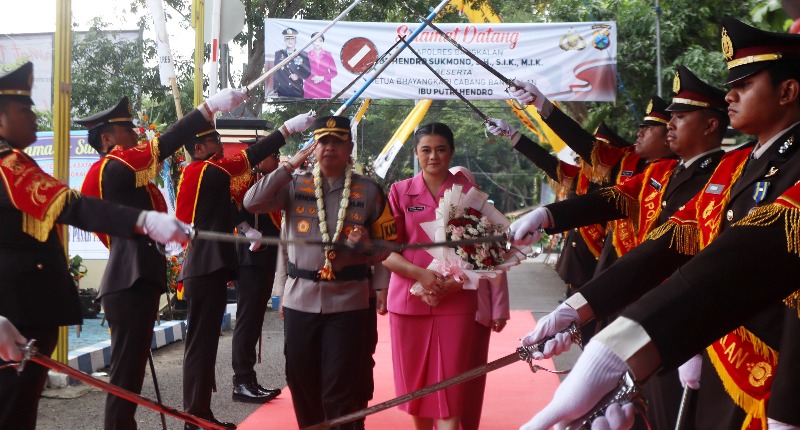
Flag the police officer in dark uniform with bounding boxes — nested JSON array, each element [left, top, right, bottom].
[[0, 62, 190, 430], [273, 28, 311, 98], [75, 89, 246, 430], [517, 17, 800, 429], [512, 66, 728, 430], [230, 141, 282, 404], [175, 112, 314, 430]]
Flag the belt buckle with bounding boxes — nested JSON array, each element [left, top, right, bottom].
[[313, 271, 321, 282]]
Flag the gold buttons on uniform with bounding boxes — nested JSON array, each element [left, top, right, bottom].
[[571, 242, 577, 248], [661, 201, 667, 208], [726, 209, 734, 221], [36, 263, 44, 269]]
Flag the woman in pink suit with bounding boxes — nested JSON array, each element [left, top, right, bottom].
[[304, 33, 338, 99], [383, 123, 477, 430], [447, 167, 511, 430]]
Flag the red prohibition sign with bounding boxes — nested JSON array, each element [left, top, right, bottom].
[[340, 37, 378, 74]]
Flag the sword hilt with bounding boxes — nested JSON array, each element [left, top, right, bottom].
[[2, 339, 39, 374], [516, 322, 581, 375], [564, 372, 649, 430]]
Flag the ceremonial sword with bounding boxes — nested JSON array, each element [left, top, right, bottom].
[[301, 0, 453, 148], [401, 2, 519, 89], [399, 36, 494, 125], [7, 340, 230, 430], [565, 372, 649, 430], [300, 323, 582, 430], [189, 229, 511, 254]]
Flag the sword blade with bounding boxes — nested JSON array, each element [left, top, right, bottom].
[[301, 351, 522, 430], [191, 229, 509, 254], [399, 36, 489, 122], [24, 346, 229, 430], [402, 1, 515, 87]]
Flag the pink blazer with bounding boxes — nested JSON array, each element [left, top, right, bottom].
[[475, 274, 510, 327], [387, 172, 477, 316]]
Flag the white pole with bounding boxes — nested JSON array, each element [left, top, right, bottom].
[[208, 0, 222, 96], [655, 0, 662, 97]]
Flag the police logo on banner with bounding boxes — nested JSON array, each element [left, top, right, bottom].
[[592, 24, 612, 50]]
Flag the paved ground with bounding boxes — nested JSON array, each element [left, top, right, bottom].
[[35, 258, 579, 429]]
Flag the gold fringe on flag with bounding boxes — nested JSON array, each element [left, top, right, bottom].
[[706, 326, 777, 430], [589, 146, 613, 184], [22, 188, 74, 242], [645, 220, 700, 255], [134, 139, 162, 188], [600, 187, 640, 230]]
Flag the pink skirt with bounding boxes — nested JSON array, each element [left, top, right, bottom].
[[389, 312, 476, 418]]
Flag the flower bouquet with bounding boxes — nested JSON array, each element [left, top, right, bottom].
[[411, 184, 530, 306]]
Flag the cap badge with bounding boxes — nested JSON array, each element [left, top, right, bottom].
[[326, 118, 336, 128], [646, 99, 653, 114], [721, 27, 734, 61], [672, 71, 681, 94]]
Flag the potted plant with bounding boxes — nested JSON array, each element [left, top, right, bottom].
[[70, 255, 101, 319]]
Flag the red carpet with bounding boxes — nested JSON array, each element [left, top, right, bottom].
[[238, 310, 560, 429]]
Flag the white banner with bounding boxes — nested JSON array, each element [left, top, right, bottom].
[[146, 0, 177, 86], [264, 19, 617, 101]]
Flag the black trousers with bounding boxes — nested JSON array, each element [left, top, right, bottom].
[[284, 306, 369, 430], [231, 265, 274, 385], [102, 281, 162, 430], [0, 325, 58, 430], [183, 270, 229, 420]]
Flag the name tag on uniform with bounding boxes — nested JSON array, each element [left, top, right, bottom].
[[648, 178, 662, 191], [407, 206, 425, 212], [705, 183, 724, 195], [621, 170, 634, 177]]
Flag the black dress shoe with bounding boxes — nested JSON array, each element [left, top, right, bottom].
[[184, 416, 237, 430], [232, 382, 281, 404], [254, 383, 282, 399]]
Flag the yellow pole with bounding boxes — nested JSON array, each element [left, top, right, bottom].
[[192, 0, 205, 108], [52, 0, 72, 364]]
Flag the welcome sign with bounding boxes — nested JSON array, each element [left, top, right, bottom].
[[264, 19, 617, 101]]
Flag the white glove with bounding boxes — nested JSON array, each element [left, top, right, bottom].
[[486, 118, 517, 137], [510, 207, 552, 246], [142, 211, 191, 244], [0, 316, 26, 362], [521, 302, 580, 359], [590, 403, 637, 430], [767, 418, 800, 430], [203, 88, 248, 116], [237, 222, 263, 251], [519, 341, 629, 430], [678, 354, 702, 390], [510, 79, 547, 111], [283, 110, 316, 134]]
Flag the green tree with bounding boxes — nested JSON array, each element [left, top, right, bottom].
[[70, 18, 194, 127]]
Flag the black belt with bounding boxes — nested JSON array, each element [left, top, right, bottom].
[[287, 262, 369, 282]]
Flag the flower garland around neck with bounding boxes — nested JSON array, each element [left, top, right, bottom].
[[314, 162, 353, 281]]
